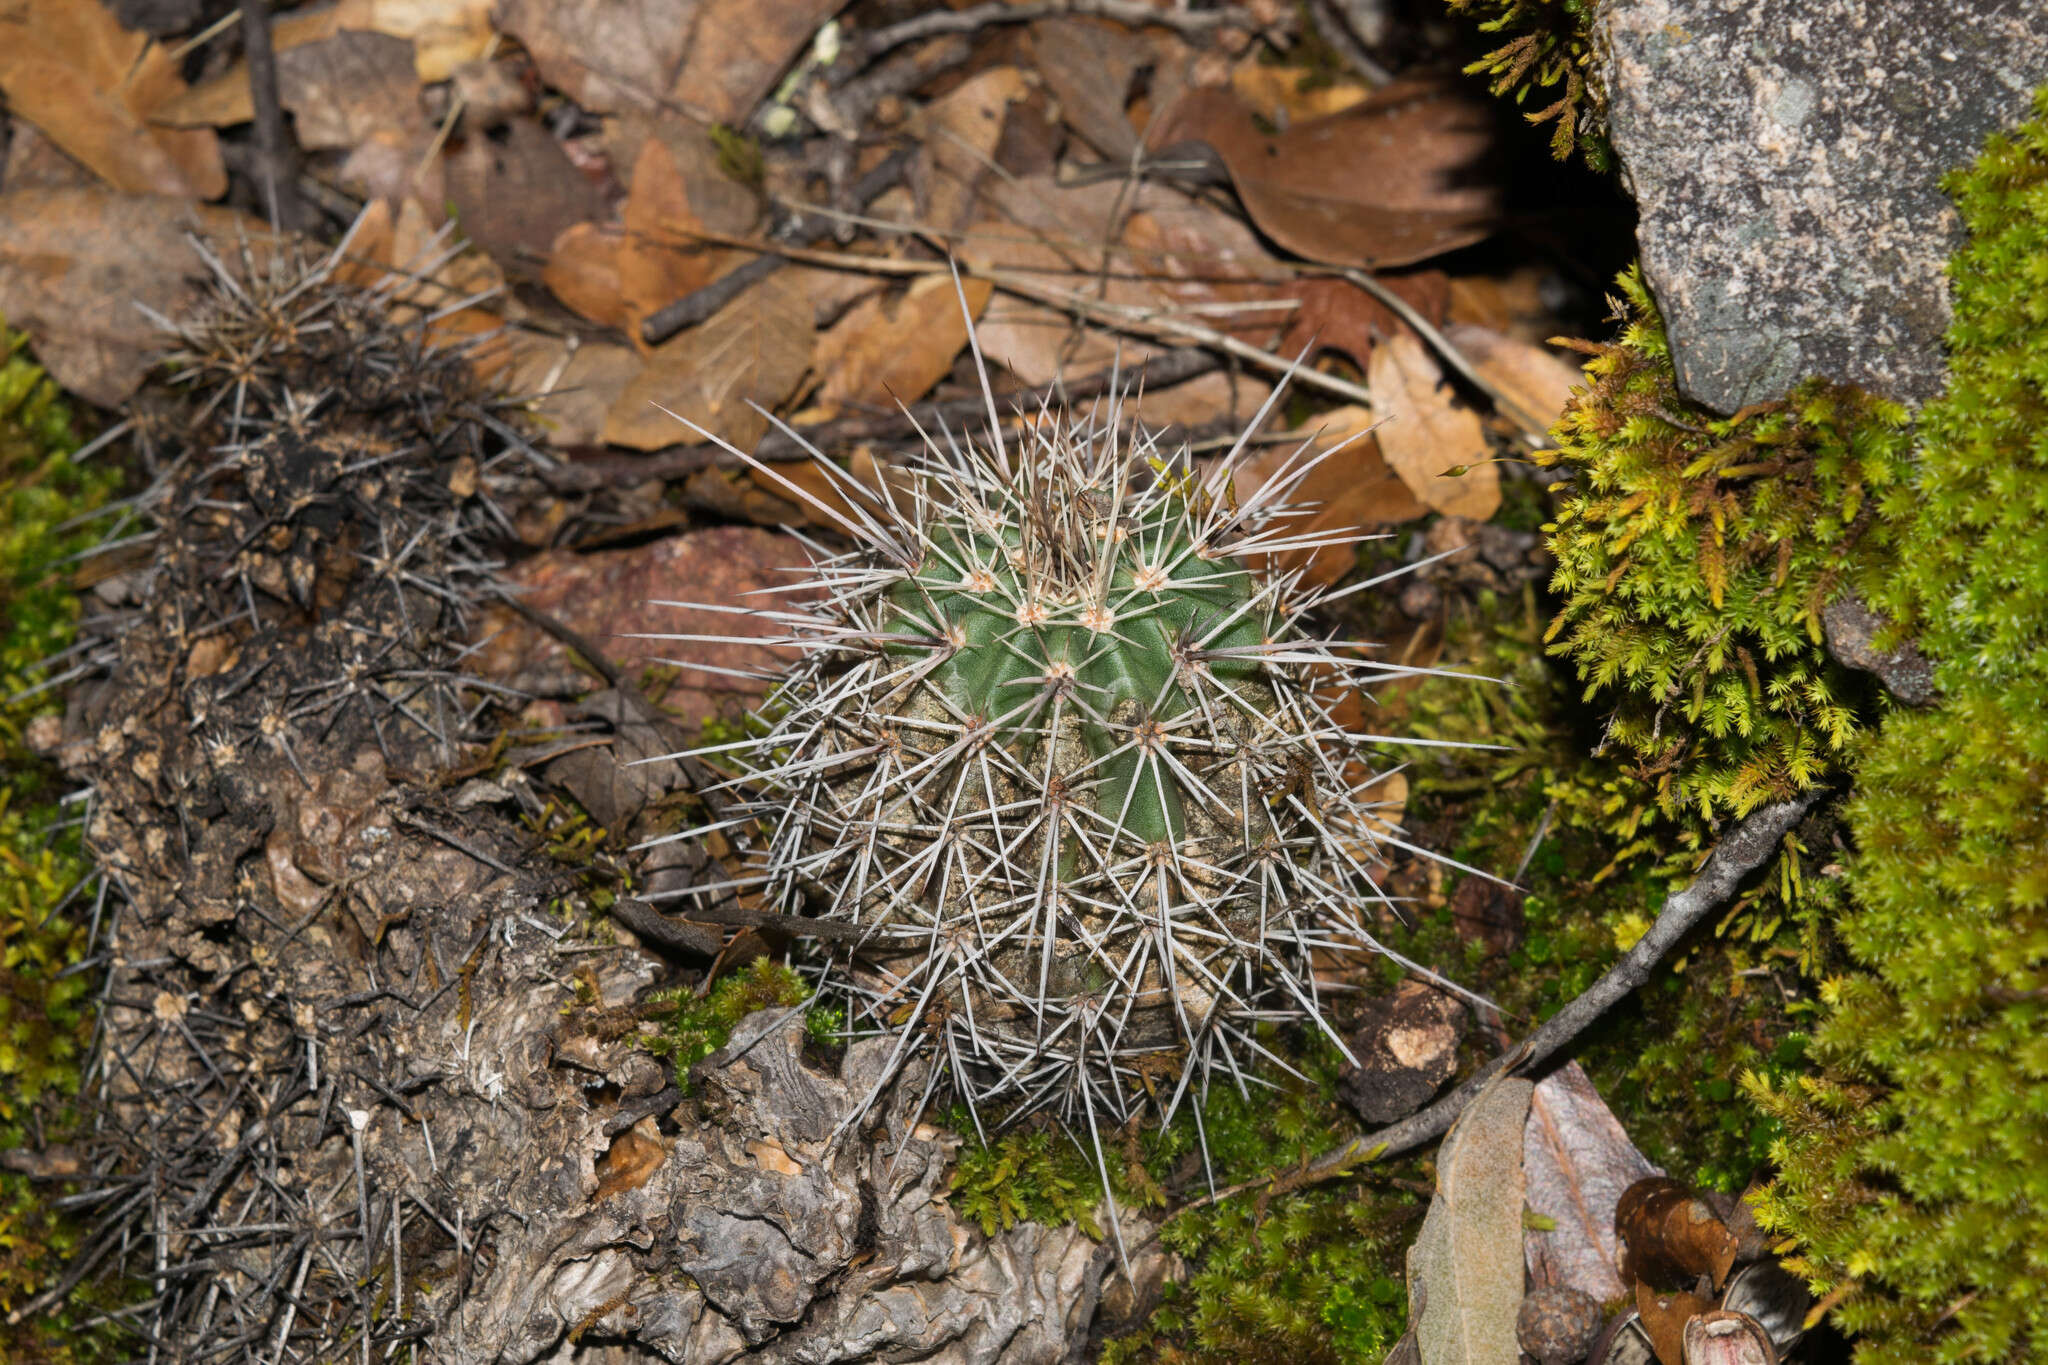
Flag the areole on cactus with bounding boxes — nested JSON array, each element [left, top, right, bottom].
[[636, 283, 1493, 1241]]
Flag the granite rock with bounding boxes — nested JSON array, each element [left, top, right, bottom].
[[1599, 0, 2048, 412]]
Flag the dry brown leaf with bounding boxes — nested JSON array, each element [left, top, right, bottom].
[[159, 29, 420, 150], [1523, 1061, 1664, 1306], [0, 189, 270, 404], [0, 0, 224, 197], [602, 271, 815, 451], [543, 222, 634, 332], [1446, 268, 1552, 341], [493, 0, 693, 114], [1229, 63, 1371, 123], [1636, 1281, 1717, 1365], [502, 336, 642, 448], [446, 118, 605, 275], [1367, 331, 1499, 519], [671, 0, 841, 126], [814, 275, 992, 412], [1233, 404, 1425, 589], [1122, 369, 1274, 433], [1408, 1076, 1535, 1365], [1441, 322, 1584, 437], [1276, 273, 1450, 374], [616, 135, 733, 346], [916, 66, 1032, 232], [1032, 17, 1147, 160], [1146, 76, 1497, 270], [959, 173, 1288, 385], [1617, 1177, 1742, 1294]]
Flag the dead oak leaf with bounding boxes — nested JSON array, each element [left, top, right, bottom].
[[1442, 321, 1585, 437], [814, 274, 993, 413], [601, 270, 815, 451], [1276, 273, 1450, 375], [1368, 331, 1499, 520], [1146, 75, 1497, 270], [0, 0, 225, 197], [0, 189, 270, 405], [1233, 404, 1424, 589]]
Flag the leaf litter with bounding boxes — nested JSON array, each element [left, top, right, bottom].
[[0, 1, 1708, 1360]]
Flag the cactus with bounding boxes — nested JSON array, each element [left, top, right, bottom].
[[648, 313, 1489, 1228]]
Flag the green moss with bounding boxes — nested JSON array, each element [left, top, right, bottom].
[[1387, 578, 1834, 1192], [1449, 0, 1609, 167], [1748, 88, 2048, 1364], [949, 1125, 1108, 1240], [1540, 265, 1912, 834], [644, 957, 812, 1084], [0, 319, 130, 1361]]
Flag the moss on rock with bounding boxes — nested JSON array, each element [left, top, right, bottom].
[[1747, 88, 2048, 1364]]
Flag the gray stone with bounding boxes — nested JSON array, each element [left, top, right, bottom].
[[1599, 0, 2048, 413]]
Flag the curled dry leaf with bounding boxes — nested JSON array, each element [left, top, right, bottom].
[[0, 189, 269, 405], [0, 0, 225, 198], [1232, 404, 1424, 589], [960, 174, 1289, 385], [1407, 1076, 1534, 1365], [1032, 17, 1148, 160], [1442, 322, 1585, 438], [592, 1118, 670, 1202], [1616, 1177, 1741, 1293], [601, 271, 815, 452], [446, 118, 606, 275], [1635, 1282, 1717, 1365], [814, 274, 993, 413], [159, 29, 422, 151], [1523, 1061, 1664, 1306], [1276, 273, 1451, 376], [497, 0, 832, 121], [1145, 76, 1497, 270], [1368, 332, 1500, 520], [916, 66, 1033, 233]]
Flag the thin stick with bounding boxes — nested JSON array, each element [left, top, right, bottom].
[[851, 0, 1263, 65], [1342, 267, 1550, 444], [239, 0, 310, 231], [1169, 790, 1822, 1217], [640, 144, 918, 346], [538, 347, 1220, 492], [657, 226, 1371, 407]]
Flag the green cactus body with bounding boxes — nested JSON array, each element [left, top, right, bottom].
[[650, 344, 1483, 1193]]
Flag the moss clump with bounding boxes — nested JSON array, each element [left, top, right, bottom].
[[1540, 267, 1912, 837], [1384, 577, 1833, 1193], [1449, 0, 1608, 166], [1747, 90, 2048, 1364], [644, 957, 812, 1082], [950, 1126, 1108, 1240], [0, 320, 129, 1361]]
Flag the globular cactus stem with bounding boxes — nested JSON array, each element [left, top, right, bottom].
[[639, 302, 1495, 1244]]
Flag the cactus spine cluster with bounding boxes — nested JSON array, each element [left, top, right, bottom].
[[652, 319, 1480, 1209]]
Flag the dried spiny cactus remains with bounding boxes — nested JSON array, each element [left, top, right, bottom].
[[644, 318, 1492, 1224]]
